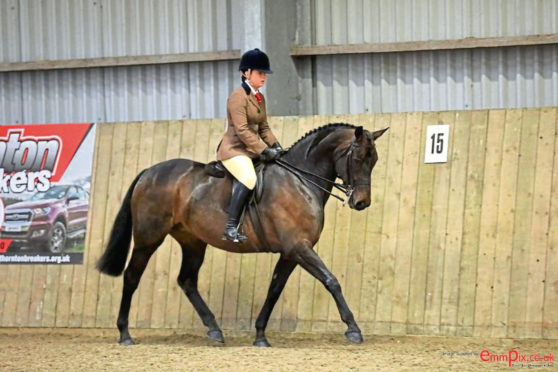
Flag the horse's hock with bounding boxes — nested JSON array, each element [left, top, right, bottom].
[[2, 109, 557, 341]]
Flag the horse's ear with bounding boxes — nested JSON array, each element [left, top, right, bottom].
[[354, 126, 364, 139], [372, 127, 389, 140]]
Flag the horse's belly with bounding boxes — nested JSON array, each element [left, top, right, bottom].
[[181, 185, 266, 253]]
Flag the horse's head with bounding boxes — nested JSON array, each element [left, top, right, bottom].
[[334, 126, 388, 211]]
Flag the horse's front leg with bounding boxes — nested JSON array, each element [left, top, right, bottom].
[[253, 256, 297, 347], [290, 241, 363, 343]]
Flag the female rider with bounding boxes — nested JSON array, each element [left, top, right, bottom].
[[217, 48, 283, 243]]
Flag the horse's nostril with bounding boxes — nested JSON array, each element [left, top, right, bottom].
[[355, 201, 366, 210]]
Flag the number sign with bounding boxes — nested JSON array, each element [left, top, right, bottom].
[[424, 125, 449, 163]]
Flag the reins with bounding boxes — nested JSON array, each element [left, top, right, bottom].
[[275, 159, 350, 203], [274, 141, 362, 205]]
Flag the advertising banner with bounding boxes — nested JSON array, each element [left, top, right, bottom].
[[0, 123, 96, 264]]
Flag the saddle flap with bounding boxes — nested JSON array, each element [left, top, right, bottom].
[[254, 163, 266, 203], [236, 163, 265, 230]]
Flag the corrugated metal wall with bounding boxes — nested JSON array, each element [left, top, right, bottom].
[[303, 0, 558, 45], [1, 0, 558, 122], [300, 45, 558, 114], [296, 0, 558, 114], [0, 62, 236, 124], [0, 0, 254, 124]]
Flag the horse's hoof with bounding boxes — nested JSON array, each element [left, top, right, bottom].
[[253, 339, 271, 347], [345, 330, 363, 344], [207, 330, 225, 343], [119, 338, 136, 346]]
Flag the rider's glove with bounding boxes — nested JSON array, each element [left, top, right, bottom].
[[272, 142, 285, 153], [261, 147, 281, 161]]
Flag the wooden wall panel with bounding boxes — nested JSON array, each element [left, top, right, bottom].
[[543, 110, 558, 339], [491, 110, 522, 338], [440, 110, 471, 336], [391, 112, 421, 335], [508, 109, 540, 338], [1, 108, 557, 339], [456, 110, 488, 337], [526, 108, 556, 338], [474, 110, 506, 337], [376, 113, 405, 335], [408, 112, 436, 335]]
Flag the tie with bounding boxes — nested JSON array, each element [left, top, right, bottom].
[[255, 92, 262, 103]]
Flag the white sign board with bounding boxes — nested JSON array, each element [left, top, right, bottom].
[[425, 125, 450, 163]]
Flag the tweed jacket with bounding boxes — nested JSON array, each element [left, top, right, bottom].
[[217, 83, 278, 161]]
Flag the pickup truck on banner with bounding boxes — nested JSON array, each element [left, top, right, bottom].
[[0, 123, 96, 265]]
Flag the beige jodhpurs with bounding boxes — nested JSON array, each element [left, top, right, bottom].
[[221, 155, 257, 190]]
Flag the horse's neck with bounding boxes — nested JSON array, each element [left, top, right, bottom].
[[283, 135, 342, 204]]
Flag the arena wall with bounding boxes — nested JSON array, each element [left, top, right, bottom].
[[1, 108, 556, 339]]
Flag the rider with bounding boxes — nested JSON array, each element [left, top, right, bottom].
[[217, 48, 283, 243]]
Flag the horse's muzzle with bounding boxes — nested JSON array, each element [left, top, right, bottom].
[[348, 196, 370, 211]]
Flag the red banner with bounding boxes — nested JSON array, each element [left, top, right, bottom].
[[0, 123, 96, 265]]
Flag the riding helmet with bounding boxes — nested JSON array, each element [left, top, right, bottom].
[[239, 48, 273, 74]]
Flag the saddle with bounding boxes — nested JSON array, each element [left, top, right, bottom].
[[204, 161, 227, 178], [204, 160, 270, 250], [204, 160, 265, 202]]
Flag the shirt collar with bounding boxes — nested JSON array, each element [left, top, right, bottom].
[[244, 80, 259, 95]]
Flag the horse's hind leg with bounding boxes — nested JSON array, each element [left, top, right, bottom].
[[253, 257, 297, 347], [177, 240, 224, 343], [117, 241, 162, 345]]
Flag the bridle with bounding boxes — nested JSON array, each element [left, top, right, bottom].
[[275, 138, 368, 205]]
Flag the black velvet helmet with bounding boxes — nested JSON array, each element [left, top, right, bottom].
[[239, 48, 273, 74]]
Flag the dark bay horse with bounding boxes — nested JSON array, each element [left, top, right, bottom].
[[97, 123, 388, 346]]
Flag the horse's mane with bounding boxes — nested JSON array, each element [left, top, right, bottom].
[[287, 123, 358, 158]]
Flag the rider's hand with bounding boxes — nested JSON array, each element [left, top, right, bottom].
[[272, 142, 285, 153], [261, 147, 281, 161]]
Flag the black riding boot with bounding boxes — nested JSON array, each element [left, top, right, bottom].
[[222, 179, 251, 243]]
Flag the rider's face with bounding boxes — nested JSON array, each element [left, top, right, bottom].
[[245, 69, 267, 90]]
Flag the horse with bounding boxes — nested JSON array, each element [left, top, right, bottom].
[[96, 123, 388, 346]]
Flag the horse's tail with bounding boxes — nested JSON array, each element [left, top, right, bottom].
[[96, 169, 146, 276]]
